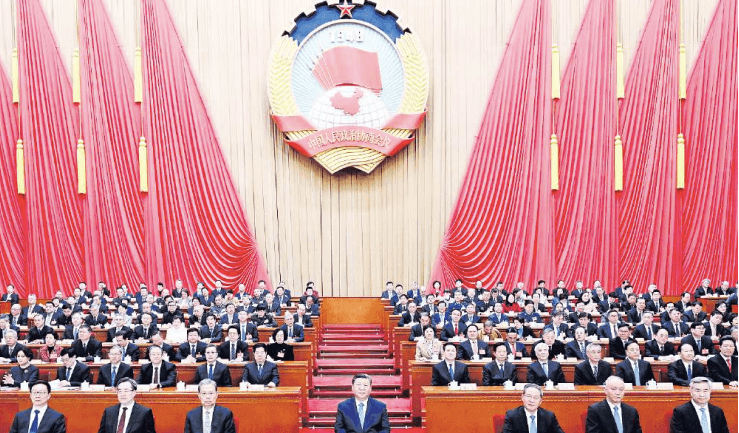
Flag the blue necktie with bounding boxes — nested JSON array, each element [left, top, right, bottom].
[[529, 414, 536, 433], [111, 366, 117, 384], [358, 402, 365, 429], [448, 363, 454, 379], [633, 362, 641, 386], [542, 362, 548, 378], [699, 407, 709, 433], [613, 405, 623, 433], [29, 409, 39, 433], [208, 365, 213, 380], [687, 363, 692, 381]]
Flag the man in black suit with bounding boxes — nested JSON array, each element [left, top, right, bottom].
[[502, 383, 564, 433], [680, 322, 716, 357], [217, 326, 249, 362], [71, 325, 103, 362], [84, 305, 108, 328], [98, 378, 156, 433], [57, 348, 91, 387], [409, 314, 432, 341], [483, 343, 517, 386], [9, 381, 66, 433], [107, 314, 132, 342], [241, 343, 279, 387], [0, 329, 25, 362], [565, 327, 590, 360], [615, 342, 654, 386], [644, 329, 676, 359], [138, 345, 177, 388], [503, 328, 528, 359], [585, 376, 643, 433], [114, 331, 140, 362], [609, 323, 636, 360], [707, 336, 738, 386], [334, 373, 390, 433], [235, 311, 259, 343], [575, 343, 612, 385], [663, 309, 689, 338], [526, 342, 565, 385], [669, 376, 730, 433], [2, 285, 19, 304], [193, 345, 231, 387], [179, 328, 208, 362], [633, 311, 660, 340], [534, 329, 566, 360], [97, 345, 134, 387], [683, 301, 707, 324], [199, 314, 223, 344], [149, 332, 176, 361], [668, 343, 707, 386], [133, 313, 159, 342], [280, 313, 305, 343], [431, 342, 471, 385], [8, 304, 27, 327], [458, 324, 490, 360], [293, 304, 314, 328], [184, 379, 236, 433], [597, 310, 624, 340]]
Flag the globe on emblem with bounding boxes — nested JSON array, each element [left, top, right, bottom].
[[308, 85, 390, 130]]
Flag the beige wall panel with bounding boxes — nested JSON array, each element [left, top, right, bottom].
[[0, 0, 720, 296]]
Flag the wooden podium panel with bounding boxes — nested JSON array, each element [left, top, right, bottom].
[[422, 386, 738, 433], [0, 388, 301, 433], [321, 298, 385, 325]]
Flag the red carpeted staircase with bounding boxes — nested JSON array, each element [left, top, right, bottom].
[[302, 324, 421, 432]]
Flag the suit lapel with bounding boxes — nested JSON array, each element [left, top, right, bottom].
[[126, 404, 138, 433]]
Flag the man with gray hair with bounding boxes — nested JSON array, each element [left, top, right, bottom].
[[0, 329, 25, 362], [586, 376, 643, 433], [669, 377, 729, 433], [98, 378, 155, 433], [502, 383, 564, 433], [184, 379, 235, 433]]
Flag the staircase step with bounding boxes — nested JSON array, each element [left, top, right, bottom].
[[307, 416, 413, 427], [311, 389, 403, 398], [321, 334, 385, 341], [318, 353, 391, 359], [316, 358, 395, 367], [313, 375, 402, 388], [322, 324, 382, 330], [319, 344, 389, 352]]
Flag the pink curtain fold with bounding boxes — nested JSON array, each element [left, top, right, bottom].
[[17, 0, 84, 297], [140, 0, 270, 292], [78, 0, 146, 288], [554, 0, 618, 287], [616, 0, 680, 294], [430, 0, 554, 290], [677, 0, 738, 291], [0, 65, 25, 293]]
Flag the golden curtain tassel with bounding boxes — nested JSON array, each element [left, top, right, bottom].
[[72, 48, 81, 104], [134, 47, 143, 103], [77, 139, 86, 194], [551, 44, 560, 99], [139, 136, 149, 192], [614, 135, 624, 191], [676, 133, 685, 189], [11, 48, 19, 104], [550, 133, 559, 190], [616, 43, 625, 98], [16, 139, 25, 194], [679, 43, 687, 99]]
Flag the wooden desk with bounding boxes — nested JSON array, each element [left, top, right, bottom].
[[408, 360, 683, 422], [700, 295, 731, 313], [422, 386, 738, 433], [0, 388, 301, 433], [0, 361, 310, 425]]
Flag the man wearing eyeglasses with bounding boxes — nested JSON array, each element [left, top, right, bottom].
[[184, 379, 235, 433], [9, 381, 66, 433], [98, 377, 156, 433]]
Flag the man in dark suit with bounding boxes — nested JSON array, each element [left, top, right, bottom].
[[457, 324, 490, 360], [98, 378, 156, 433], [26, 314, 55, 343], [149, 332, 177, 361], [615, 342, 655, 386], [707, 336, 738, 386], [2, 285, 19, 304], [235, 311, 259, 343], [9, 381, 66, 433], [179, 328, 208, 362], [633, 311, 660, 340], [565, 327, 590, 360], [668, 343, 707, 386], [585, 376, 643, 433], [483, 343, 517, 386], [526, 342, 565, 385], [334, 373, 390, 433], [0, 329, 26, 362], [199, 315, 223, 344], [114, 331, 140, 362], [106, 314, 132, 342], [575, 343, 612, 385], [680, 322, 716, 357], [218, 326, 250, 362], [133, 313, 159, 341], [609, 324, 637, 361], [97, 345, 134, 387], [408, 314, 432, 341], [503, 328, 528, 358], [84, 305, 108, 328], [241, 343, 279, 387], [502, 383, 565, 433], [293, 304, 314, 328], [280, 313, 305, 343], [669, 376, 730, 433], [543, 312, 569, 340], [597, 310, 625, 340], [683, 302, 707, 324], [626, 298, 648, 324], [534, 329, 566, 360], [184, 379, 236, 433], [663, 309, 690, 338], [193, 345, 231, 387], [137, 345, 177, 388], [70, 325, 103, 362], [431, 342, 471, 385], [644, 329, 676, 359], [57, 348, 91, 387], [440, 309, 467, 341]]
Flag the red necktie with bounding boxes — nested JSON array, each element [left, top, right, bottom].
[[728, 358, 732, 372], [454, 324, 458, 335], [116, 407, 127, 433]]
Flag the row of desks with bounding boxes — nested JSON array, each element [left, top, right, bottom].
[[0, 361, 310, 426], [422, 386, 738, 433], [0, 388, 302, 433]]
